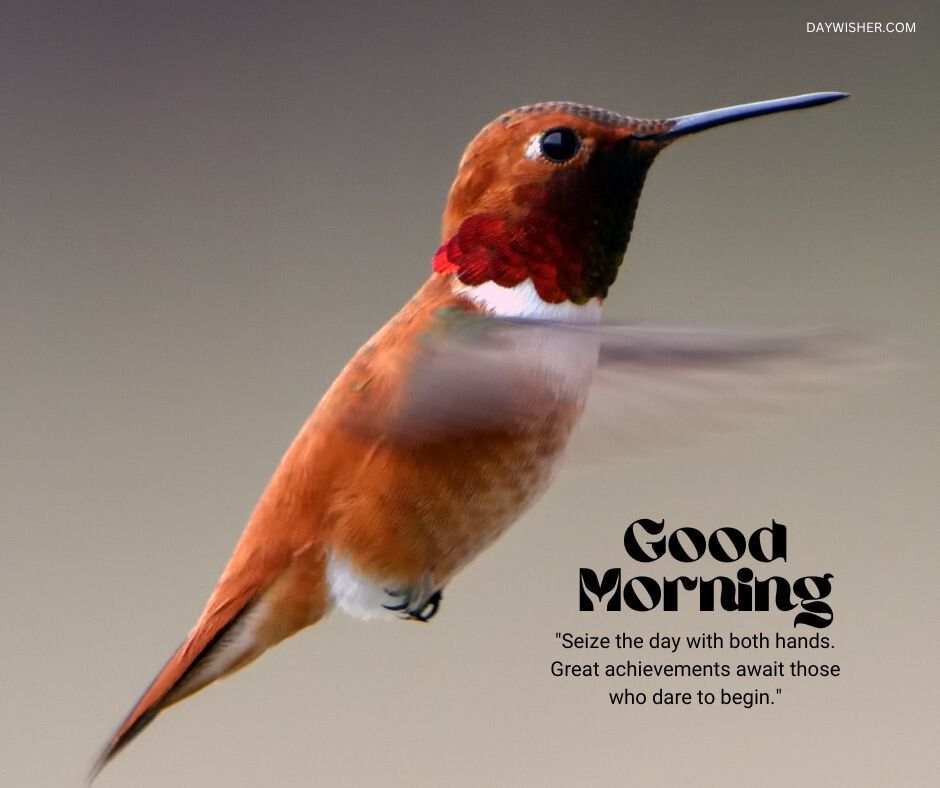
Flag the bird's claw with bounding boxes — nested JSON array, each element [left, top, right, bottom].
[[407, 589, 443, 622], [381, 586, 410, 612], [380, 583, 443, 621]]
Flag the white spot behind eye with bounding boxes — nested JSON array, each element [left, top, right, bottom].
[[524, 133, 543, 161]]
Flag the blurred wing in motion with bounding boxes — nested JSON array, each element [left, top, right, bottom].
[[568, 323, 881, 461], [385, 311, 884, 458]]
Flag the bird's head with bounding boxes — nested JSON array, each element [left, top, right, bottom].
[[434, 93, 847, 306]]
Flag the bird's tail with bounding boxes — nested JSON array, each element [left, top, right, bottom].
[[89, 551, 329, 783]]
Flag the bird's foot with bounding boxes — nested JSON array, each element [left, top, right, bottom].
[[381, 580, 443, 622], [407, 589, 443, 622], [380, 586, 411, 612]]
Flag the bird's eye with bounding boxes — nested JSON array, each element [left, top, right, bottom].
[[539, 127, 580, 163]]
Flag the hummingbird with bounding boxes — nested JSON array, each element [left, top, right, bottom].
[[91, 91, 849, 780]]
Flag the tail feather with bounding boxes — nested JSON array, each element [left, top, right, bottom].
[[89, 590, 261, 783], [90, 481, 332, 784], [90, 542, 330, 783]]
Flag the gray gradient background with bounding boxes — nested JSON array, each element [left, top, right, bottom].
[[3, 1, 938, 786]]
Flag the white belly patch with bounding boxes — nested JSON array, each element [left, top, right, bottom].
[[326, 553, 397, 620]]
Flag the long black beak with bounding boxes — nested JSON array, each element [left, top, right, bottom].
[[636, 92, 849, 141]]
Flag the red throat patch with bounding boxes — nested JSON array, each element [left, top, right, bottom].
[[432, 213, 583, 304]]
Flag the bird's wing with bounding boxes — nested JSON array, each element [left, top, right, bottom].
[[383, 311, 884, 456], [568, 322, 880, 460]]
